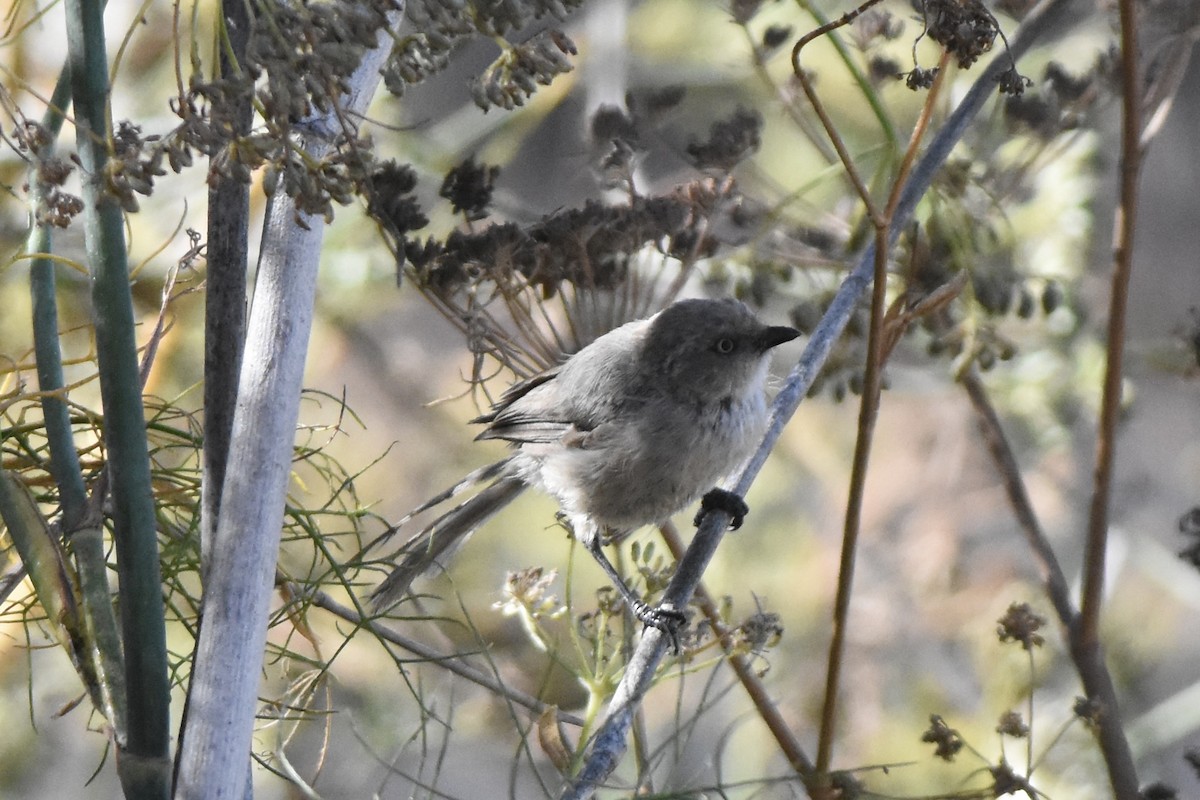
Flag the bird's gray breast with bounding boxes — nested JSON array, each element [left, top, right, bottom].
[[524, 389, 766, 531]]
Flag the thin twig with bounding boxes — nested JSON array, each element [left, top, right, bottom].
[[961, 368, 1140, 797], [298, 584, 585, 728], [960, 371, 1074, 626], [657, 522, 818, 788], [812, 52, 952, 795]]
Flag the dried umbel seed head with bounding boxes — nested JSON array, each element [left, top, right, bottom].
[[440, 156, 500, 220], [686, 107, 763, 172], [921, 714, 964, 761], [996, 602, 1046, 650]]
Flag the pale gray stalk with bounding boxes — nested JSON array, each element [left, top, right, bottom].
[[173, 8, 406, 798]]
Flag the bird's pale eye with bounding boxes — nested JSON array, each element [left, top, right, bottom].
[[714, 337, 736, 354]]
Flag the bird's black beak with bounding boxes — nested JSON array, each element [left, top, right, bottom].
[[756, 325, 801, 351]]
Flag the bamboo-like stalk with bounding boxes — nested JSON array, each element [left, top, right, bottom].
[[171, 1, 255, 793], [200, 0, 253, 577], [64, 0, 171, 794], [29, 69, 88, 529], [25, 59, 131, 745], [173, 8, 408, 797]]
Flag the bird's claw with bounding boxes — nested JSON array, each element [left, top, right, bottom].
[[631, 600, 687, 654], [694, 488, 749, 530]]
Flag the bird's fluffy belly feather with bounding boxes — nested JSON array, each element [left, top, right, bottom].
[[515, 391, 766, 531]]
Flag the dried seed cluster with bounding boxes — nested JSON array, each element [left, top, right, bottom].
[[383, 0, 583, 112], [399, 182, 729, 297], [16, 121, 84, 228], [686, 108, 763, 173]]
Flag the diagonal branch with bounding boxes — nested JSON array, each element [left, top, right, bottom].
[[962, 367, 1140, 797]]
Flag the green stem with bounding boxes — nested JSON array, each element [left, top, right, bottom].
[[29, 62, 87, 526], [27, 50, 130, 744], [64, 0, 171, 795]]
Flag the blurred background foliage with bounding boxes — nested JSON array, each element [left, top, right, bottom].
[[1, 0, 1199, 796]]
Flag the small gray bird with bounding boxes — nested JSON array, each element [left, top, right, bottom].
[[369, 298, 799, 634]]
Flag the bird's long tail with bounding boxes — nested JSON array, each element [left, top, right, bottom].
[[369, 458, 525, 611]]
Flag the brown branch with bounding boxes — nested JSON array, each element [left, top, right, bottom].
[[961, 371, 1074, 626], [806, 40, 952, 799], [1080, 0, 1143, 652], [961, 370, 1140, 797], [1073, 1, 1145, 796]]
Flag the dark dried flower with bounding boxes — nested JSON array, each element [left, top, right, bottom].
[[996, 710, 1029, 738], [591, 105, 640, 148], [996, 65, 1033, 97], [921, 714, 963, 761], [731, 0, 764, 24], [974, 273, 1013, 315], [405, 179, 732, 298], [1015, 287, 1035, 319], [367, 161, 428, 238], [735, 610, 784, 653], [996, 602, 1046, 650], [869, 55, 902, 83], [923, 0, 999, 69], [1045, 62, 1093, 102], [905, 66, 939, 91], [17, 119, 52, 153], [36, 157, 72, 187], [596, 138, 638, 191], [686, 107, 762, 172], [440, 156, 500, 220], [990, 761, 1036, 796], [762, 24, 792, 50], [21, 125, 84, 228], [471, 30, 577, 112], [1005, 93, 1059, 138], [854, 8, 904, 43], [1073, 696, 1104, 729], [1041, 280, 1063, 314]]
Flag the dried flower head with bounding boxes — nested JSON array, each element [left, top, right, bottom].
[[990, 761, 1036, 796], [734, 609, 784, 654], [686, 108, 762, 173], [494, 567, 561, 618], [440, 156, 500, 220], [1073, 695, 1104, 729], [923, 0, 999, 69], [996, 602, 1046, 650], [996, 710, 1029, 738], [921, 714, 964, 761]]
